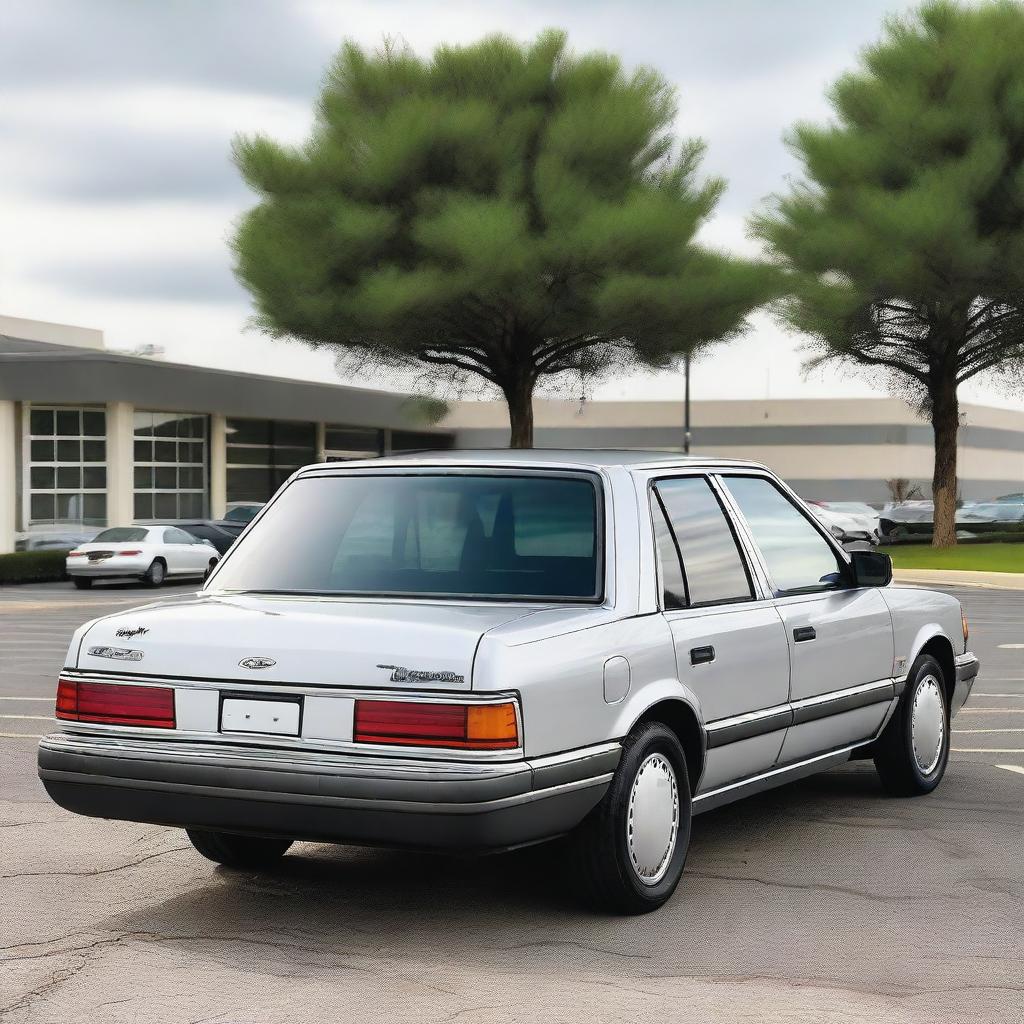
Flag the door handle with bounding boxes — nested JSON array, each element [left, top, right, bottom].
[[793, 626, 817, 643], [690, 645, 715, 665]]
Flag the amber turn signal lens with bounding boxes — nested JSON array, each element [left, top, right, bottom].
[[467, 703, 518, 748], [962, 608, 969, 644]]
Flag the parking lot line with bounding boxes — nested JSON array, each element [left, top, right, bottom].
[[0, 696, 52, 701], [953, 728, 1024, 733], [0, 731, 45, 738], [952, 747, 1024, 753], [997, 765, 1024, 776], [973, 693, 1024, 698], [959, 708, 1024, 713], [0, 714, 53, 721]]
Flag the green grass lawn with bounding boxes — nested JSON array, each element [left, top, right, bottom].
[[881, 542, 1024, 573]]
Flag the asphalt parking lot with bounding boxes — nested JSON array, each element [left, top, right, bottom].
[[1, 581, 1022, 1023]]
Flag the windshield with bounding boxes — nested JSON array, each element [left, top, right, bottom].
[[93, 528, 149, 543], [210, 473, 602, 601]]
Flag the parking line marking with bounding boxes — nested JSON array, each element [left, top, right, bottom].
[[954, 728, 1024, 733], [0, 714, 53, 721], [0, 732, 46, 738], [973, 693, 1024, 698], [998, 644, 1024, 649], [959, 708, 1024, 713], [953, 747, 1024, 753], [996, 765, 1024, 776], [0, 697, 52, 701]]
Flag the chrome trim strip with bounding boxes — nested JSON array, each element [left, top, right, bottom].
[[704, 678, 896, 748], [692, 743, 861, 814]]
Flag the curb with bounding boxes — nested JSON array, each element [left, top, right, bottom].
[[893, 568, 1024, 591]]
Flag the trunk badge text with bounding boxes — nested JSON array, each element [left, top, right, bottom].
[[377, 664, 466, 685], [87, 646, 144, 662], [115, 627, 149, 639], [239, 657, 277, 670]]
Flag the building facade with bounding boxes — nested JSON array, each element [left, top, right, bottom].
[[2, 314, 1022, 553], [444, 396, 1024, 503], [0, 316, 452, 553]]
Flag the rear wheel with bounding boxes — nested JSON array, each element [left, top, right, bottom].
[[186, 829, 292, 868], [143, 559, 166, 587], [71, 577, 92, 590], [874, 654, 950, 796], [567, 721, 691, 914]]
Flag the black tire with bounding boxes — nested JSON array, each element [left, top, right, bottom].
[[143, 559, 166, 587], [567, 721, 691, 915], [186, 829, 292, 868], [874, 654, 950, 796], [72, 577, 93, 590]]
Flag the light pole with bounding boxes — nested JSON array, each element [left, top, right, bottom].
[[683, 351, 692, 455]]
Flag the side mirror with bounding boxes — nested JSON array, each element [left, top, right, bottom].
[[850, 549, 892, 588]]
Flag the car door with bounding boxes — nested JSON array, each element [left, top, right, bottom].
[[161, 527, 199, 574], [651, 475, 792, 794], [719, 474, 895, 764]]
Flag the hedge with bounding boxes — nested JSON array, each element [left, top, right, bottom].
[[0, 550, 68, 584]]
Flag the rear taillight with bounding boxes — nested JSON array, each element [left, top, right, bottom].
[[67, 551, 85, 557], [55, 677, 175, 729], [353, 699, 518, 750], [118, 549, 143, 556]]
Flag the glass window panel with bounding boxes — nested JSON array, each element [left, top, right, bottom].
[[134, 466, 153, 489], [133, 411, 155, 435], [57, 466, 81, 489], [83, 466, 106, 489], [57, 439, 80, 462], [154, 441, 176, 463], [724, 476, 845, 595], [56, 493, 81, 519], [83, 494, 106, 523], [178, 441, 203, 464], [55, 410, 79, 436], [180, 466, 204, 489], [30, 409, 54, 435], [325, 426, 383, 454], [134, 439, 153, 462], [226, 467, 274, 503], [180, 492, 203, 518], [154, 493, 177, 519], [134, 493, 153, 520], [82, 411, 105, 436], [226, 446, 271, 466], [83, 440, 105, 462], [30, 493, 55, 521], [226, 419, 271, 445], [272, 421, 315, 446], [31, 439, 55, 462], [652, 501, 686, 609], [392, 431, 454, 452], [155, 466, 177, 489], [30, 466, 55, 489], [153, 414, 178, 437], [271, 446, 316, 466], [656, 477, 752, 606]]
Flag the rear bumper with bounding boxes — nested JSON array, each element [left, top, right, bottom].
[[953, 652, 979, 716], [38, 733, 619, 853], [66, 557, 149, 577]]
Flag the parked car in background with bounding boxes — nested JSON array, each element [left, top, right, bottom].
[[65, 526, 219, 589], [222, 502, 265, 525], [880, 500, 1024, 539], [16, 526, 99, 551], [170, 519, 247, 555], [806, 501, 879, 544], [41, 452, 978, 914], [993, 492, 1024, 503]]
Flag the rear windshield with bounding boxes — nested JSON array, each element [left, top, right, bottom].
[[93, 528, 149, 542], [210, 473, 602, 601]]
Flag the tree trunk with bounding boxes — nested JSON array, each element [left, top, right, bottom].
[[502, 375, 535, 448], [930, 373, 959, 549]]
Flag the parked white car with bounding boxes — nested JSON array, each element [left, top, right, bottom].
[[65, 526, 219, 589], [807, 501, 880, 544], [41, 453, 978, 913]]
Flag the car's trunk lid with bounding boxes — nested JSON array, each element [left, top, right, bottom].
[[77, 593, 546, 689]]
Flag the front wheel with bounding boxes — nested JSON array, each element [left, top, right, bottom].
[[874, 654, 950, 796], [567, 721, 691, 914], [186, 829, 293, 869]]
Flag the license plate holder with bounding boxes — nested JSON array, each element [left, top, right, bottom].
[[220, 696, 301, 736]]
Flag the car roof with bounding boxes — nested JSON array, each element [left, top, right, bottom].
[[294, 449, 768, 474]]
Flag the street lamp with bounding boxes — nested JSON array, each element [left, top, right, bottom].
[[683, 351, 691, 455]]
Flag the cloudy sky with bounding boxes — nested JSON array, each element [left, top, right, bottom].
[[3, 0, 1017, 409]]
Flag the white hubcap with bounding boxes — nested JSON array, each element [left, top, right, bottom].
[[912, 675, 945, 776], [626, 753, 679, 886]]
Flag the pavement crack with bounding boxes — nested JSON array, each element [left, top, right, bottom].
[[0, 845, 190, 881]]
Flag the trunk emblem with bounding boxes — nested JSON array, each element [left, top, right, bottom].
[[87, 646, 144, 662], [115, 627, 149, 639], [377, 664, 465, 685], [239, 657, 276, 670]]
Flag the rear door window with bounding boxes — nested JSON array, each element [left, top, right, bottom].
[[653, 477, 753, 607]]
